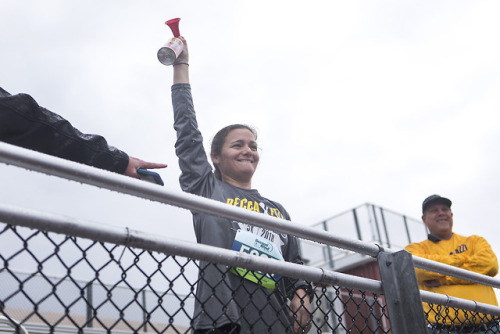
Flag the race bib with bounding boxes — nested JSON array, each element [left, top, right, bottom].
[[231, 229, 284, 290]]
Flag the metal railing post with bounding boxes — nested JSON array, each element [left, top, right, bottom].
[[379, 207, 391, 248], [377, 250, 427, 333], [85, 282, 93, 328], [352, 209, 362, 241], [322, 220, 335, 269], [403, 215, 412, 244], [142, 290, 148, 332], [371, 204, 383, 244]]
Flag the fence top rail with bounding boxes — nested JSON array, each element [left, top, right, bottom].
[[1, 142, 499, 291]]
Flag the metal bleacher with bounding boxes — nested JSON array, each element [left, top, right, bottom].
[[299, 202, 428, 272]]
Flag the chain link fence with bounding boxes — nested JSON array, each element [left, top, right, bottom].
[[423, 303, 499, 333], [4, 220, 500, 333], [1, 223, 391, 333]]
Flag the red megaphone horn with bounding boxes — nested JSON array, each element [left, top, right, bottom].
[[165, 18, 181, 37]]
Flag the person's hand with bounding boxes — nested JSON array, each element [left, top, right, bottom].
[[124, 156, 167, 178], [289, 289, 312, 333], [176, 36, 189, 63], [173, 36, 189, 84], [424, 279, 441, 288]]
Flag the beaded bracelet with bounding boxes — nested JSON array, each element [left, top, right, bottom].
[[173, 62, 189, 66]]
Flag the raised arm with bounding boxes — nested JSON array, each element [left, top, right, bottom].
[[171, 37, 214, 195], [173, 36, 189, 84]]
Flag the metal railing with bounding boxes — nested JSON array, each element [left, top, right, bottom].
[[299, 203, 428, 271], [1, 141, 500, 333]]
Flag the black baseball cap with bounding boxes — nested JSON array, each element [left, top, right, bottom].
[[422, 195, 452, 213]]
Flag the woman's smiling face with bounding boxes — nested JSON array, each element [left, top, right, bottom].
[[211, 128, 259, 188]]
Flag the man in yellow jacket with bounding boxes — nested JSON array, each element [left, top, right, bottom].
[[405, 195, 499, 333]]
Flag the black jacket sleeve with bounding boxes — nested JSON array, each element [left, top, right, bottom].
[[0, 87, 129, 174]]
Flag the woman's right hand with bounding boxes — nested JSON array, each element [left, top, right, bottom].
[[176, 36, 189, 63], [173, 36, 189, 84]]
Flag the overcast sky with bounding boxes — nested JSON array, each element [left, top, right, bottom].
[[1, 1, 500, 275]]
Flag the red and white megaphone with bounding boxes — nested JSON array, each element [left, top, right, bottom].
[[157, 18, 184, 66]]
